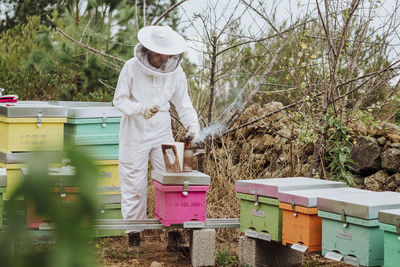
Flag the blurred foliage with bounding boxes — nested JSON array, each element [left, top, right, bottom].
[[0, 145, 99, 267]]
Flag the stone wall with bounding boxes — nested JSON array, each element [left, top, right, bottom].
[[220, 102, 400, 191], [350, 122, 400, 191]]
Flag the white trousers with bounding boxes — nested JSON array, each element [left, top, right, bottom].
[[119, 134, 173, 233]]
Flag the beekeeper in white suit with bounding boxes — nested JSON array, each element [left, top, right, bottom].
[[113, 25, 200, 247]]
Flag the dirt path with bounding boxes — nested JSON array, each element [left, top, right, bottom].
[[96, 230, 353, 267]]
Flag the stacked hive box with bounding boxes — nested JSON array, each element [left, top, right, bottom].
[[151, 170, 210, 226], [0, 102, 67, 199], [378, 208, 400, 267], [54, 101, 123, 237], [317, 191, 400, 266], [24, 166, 80, 228], [278, 187, 361, 252], [235, 178, 346, 242], [0, 168, 6, 228]]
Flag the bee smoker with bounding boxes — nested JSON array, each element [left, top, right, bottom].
[[183, 136, 206, 172]]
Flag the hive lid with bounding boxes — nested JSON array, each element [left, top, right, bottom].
[[278, 187, 358, 208], [151, 170, 211, 185], [0, 168, 7, 187], [318, 191, 400, 220], [379, 208, 400, 227], [23, 166, 79, 187], [0, 151, 65, 164], [0, 101, 67, 118], [49, 101, 122, 118], [235, 177, 346, 198]]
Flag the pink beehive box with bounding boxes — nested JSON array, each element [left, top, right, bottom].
[[151, 170, 211, 226]]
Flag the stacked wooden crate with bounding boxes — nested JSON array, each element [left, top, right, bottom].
[[0, 102, 67, 200], [56, 101, 123, 237]]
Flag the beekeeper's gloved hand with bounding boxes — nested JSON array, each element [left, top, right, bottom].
[[140, 105, 159, 119], [186, 126, 200, 144]]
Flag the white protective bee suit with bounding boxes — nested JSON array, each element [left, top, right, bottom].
[[113, 26, 200, 232]]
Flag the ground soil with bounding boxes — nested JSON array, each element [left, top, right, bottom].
[[96, 230, 353, 267]]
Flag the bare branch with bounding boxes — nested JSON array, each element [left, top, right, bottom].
[[152, 0, 187, 26], [56, 27, 125, 67]]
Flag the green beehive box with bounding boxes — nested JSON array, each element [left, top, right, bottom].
[[318, 191, 400, 266], [95, 194, 124, 237], [379, 208, 400, 267], [51, 101, 122, 160], [235, 177, 346, 242], [237, 192, 281, 241]]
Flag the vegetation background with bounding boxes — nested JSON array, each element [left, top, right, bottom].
[[1, 0, 400, 266]]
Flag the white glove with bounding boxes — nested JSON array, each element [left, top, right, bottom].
[[140, 105, 159, 119], [186, 126, 200, 144]]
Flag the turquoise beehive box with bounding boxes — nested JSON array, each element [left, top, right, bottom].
[[318, 190, 400, 266], [51, 101, 122, 160], [378, 208, 400, 267], [235, 177, 346, 242]]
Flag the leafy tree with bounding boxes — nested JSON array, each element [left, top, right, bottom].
[[0, 0, 63, 32]]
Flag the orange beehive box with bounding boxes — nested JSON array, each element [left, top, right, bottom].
[[26, 187, 79, 228], [277, 187, 359, 252], [279, 202, 321, 252]]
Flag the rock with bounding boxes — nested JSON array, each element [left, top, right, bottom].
[[348, 121, 368, 136], [364, 170, 388, 191], [377, 136, 386, 146], [263, 102, 284, 122], [384, 173, 400, 191], [387, 134, 400, 143], [381, 148, 400, 173], [387, 142, 400, 149], [351, 137, 381, 175], [382, 122, 400, 136], [149, 261, 162, 267]]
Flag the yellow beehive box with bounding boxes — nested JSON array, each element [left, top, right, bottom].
[[0, 162, 24, 199], [0, 161, 63, 199], [95, 160, 120, 195], [0, 102, 67, 153], [0, 117, 67, 152]]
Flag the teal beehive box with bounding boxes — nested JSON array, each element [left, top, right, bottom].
[[318, 191, 400, 266], [51, 101, 122, 160], [235, 177, 346, 242], [379, 208, 400, 267]]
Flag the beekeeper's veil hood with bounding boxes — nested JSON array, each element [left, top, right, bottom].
[[135, 25, 187, 75]]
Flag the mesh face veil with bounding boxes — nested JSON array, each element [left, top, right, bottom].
[[136, 43, 183, 74]]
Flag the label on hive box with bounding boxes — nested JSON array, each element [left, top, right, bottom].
[[336, 230, 352, 240], [291, 243, 308, 252], [245, 229, 258, 238], [98, 171, 112, 179], [343, 255, 360, 266], [252, 209, 265, 217], [257, 232, 271, 241], [325, 251, 343, 262]]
